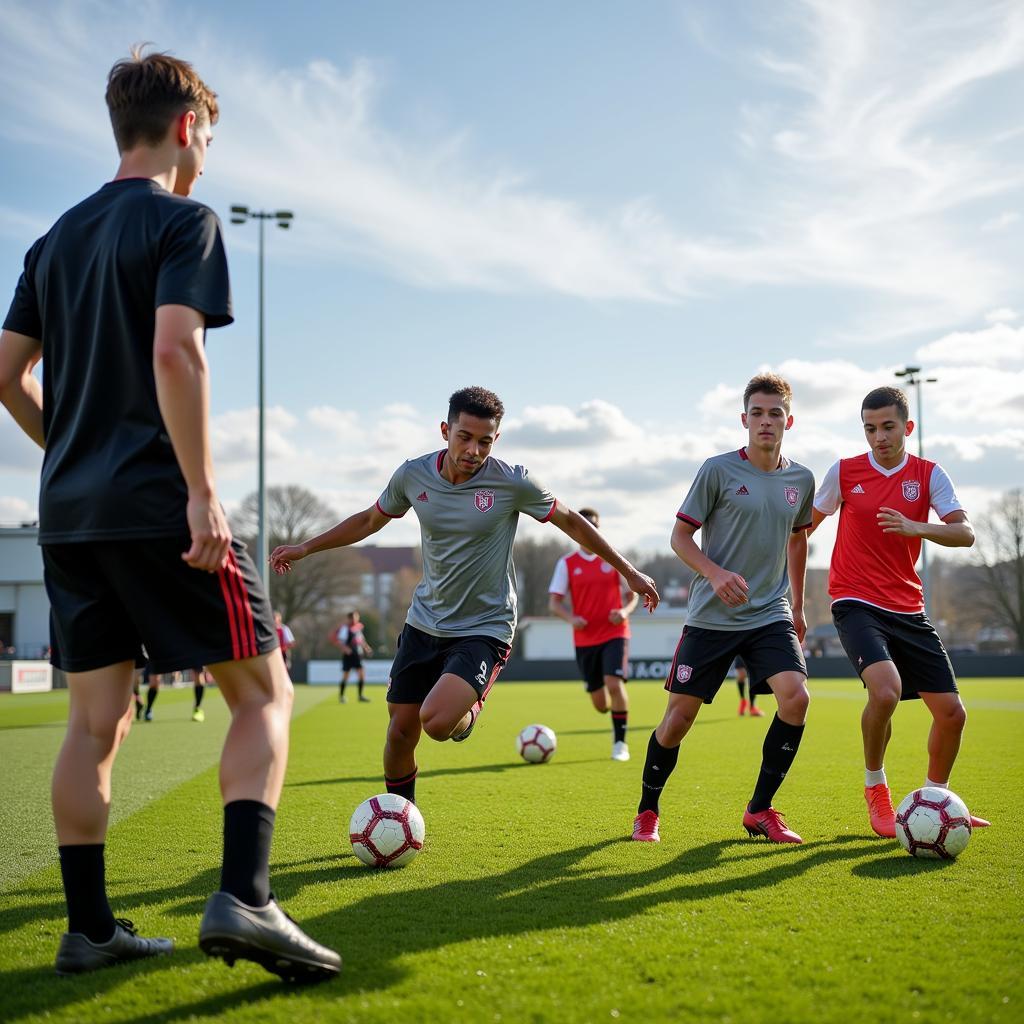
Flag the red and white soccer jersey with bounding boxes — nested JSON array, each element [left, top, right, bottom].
[[548, 551, 630, 647], [814, 452, 963, 614]]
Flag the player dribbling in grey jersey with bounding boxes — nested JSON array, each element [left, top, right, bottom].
[[272, 386, 659, 806]]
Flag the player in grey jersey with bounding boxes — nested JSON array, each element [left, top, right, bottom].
[[632, 373, 814, 845], [271, 387, 659, 805]]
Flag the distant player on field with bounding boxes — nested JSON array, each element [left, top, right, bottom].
[[732, 656, 765, 717], [272, 387, 659, 805], [633, 373, 813, 844], [548, 508, 637, 761], [810, 386, 989, 837], [333, 610, 374, 703], [0, 47, 338, 979]]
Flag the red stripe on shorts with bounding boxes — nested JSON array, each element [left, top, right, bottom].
[[216, 565, 242, 660], [227, 550, 258, 659]]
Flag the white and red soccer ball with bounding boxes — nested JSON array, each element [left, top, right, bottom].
[[349, 794, 425, 868], [516, 724, 557, 763], [895, 786, 972, 860]]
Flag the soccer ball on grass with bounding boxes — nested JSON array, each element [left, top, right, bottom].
[[895, 786, 972, 860], [349, 793, 425, 867], [516, 724, 557, 763]]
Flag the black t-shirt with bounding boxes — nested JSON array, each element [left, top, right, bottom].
[[3, 178, 233, 542]]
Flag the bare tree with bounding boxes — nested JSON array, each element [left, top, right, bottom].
[[973, 489, 1024, 650], [231, 485, 369, 638], [513, 535, 572, 617]]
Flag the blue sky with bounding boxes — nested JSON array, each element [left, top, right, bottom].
[[1, 0, 1022, 563]]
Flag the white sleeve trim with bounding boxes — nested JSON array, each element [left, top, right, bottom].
[[813, 460, 843, 515], [930, 464, 963, 519], [548, 556, 570, 596]]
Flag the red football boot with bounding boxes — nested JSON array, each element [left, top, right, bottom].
[[743, 805, 803, 844], [748, 705, 765, 718], [632, 810, 660, 842], [737, 699, 748, 716], [864, 783, 897, 838]]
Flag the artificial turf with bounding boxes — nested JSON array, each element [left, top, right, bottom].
[[0, 678, 1021, 1024]]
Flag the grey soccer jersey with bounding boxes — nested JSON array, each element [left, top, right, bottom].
[[677, 449, 815, 631], [376, 451, 556, 645]]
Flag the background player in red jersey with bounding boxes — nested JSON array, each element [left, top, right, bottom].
[[811, 386, 989, 838], [548, 508, 638, 761]]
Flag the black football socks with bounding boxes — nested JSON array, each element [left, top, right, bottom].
[[748, 714, 805, 813], [145, 685, 158, 715], [58, 843, 117, 942], [612, 711, 628, 744], [638, 732, 680, 814], [220, 800, 274, 907], [386, 769, 417, 804], [193, 683, 205, 710]]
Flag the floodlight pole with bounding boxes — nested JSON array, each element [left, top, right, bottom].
[[229, 205, 294, 595], [895, 365, 939, 614]]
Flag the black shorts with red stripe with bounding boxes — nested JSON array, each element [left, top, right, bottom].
[[43, 537, 278, 674], [386, 623, 510, 705]]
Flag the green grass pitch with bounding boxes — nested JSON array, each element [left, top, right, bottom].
[[1, 678, 1021, 1024]]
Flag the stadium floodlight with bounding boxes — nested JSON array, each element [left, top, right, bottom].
[[894, 364, 939, 611], [229, 204, 297, 593]]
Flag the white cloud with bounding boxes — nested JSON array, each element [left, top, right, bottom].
[[211, 405, 298, 476], [0, 1, 1021, 329], [916, 322, 1024, 367], [503, 400, 641, 449], [0, 495, 36, 524], [986, 307, 1019, 323], [981, 211, 1020, 232]]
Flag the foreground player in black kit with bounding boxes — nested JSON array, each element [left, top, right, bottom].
[[0, 47, 338, 981]]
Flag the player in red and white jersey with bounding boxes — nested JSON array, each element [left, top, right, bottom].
[[811, 386, 989, 838], [548, 508, 638, 761]]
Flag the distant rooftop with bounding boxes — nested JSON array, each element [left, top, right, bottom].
[[356, 544, 418, 574]]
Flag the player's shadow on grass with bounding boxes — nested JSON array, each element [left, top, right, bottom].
[[259, 830, 882, 996], [287, 757, 607, 789], [850, 853, 955, 879], [0, 721, 69, 731], [0, 838, 881, 1022]]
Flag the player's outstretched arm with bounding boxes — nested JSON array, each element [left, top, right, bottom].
[[153, 305, 231, 572], [548, 503, 659, 611], [0, 330, 44, 448], [671, 518, 749, 607], [270, 505, 391, 574]]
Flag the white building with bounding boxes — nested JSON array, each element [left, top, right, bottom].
[[0, 525, 49, 658]]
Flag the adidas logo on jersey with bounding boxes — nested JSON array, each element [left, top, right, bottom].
[[416, 491, 429, 502], [735, 485, 749, 495], [851, 484, 865, 494]]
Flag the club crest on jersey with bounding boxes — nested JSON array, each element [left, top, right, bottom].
[[784, 486, 799, 507], [676, 664, 693, 683], [474, 489, 496, 512], [902, 480, 921, 501], [601, 562, 613, 573]]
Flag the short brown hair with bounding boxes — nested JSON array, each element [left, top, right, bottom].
[[106, 44, 218, 153], [577, 507, 599, 526], [448, 386, 505, 425], [861, 386, 910, 422], [743, 373, 793, 412]]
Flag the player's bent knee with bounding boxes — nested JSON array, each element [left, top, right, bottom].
[[419, 710, 457, 742]]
